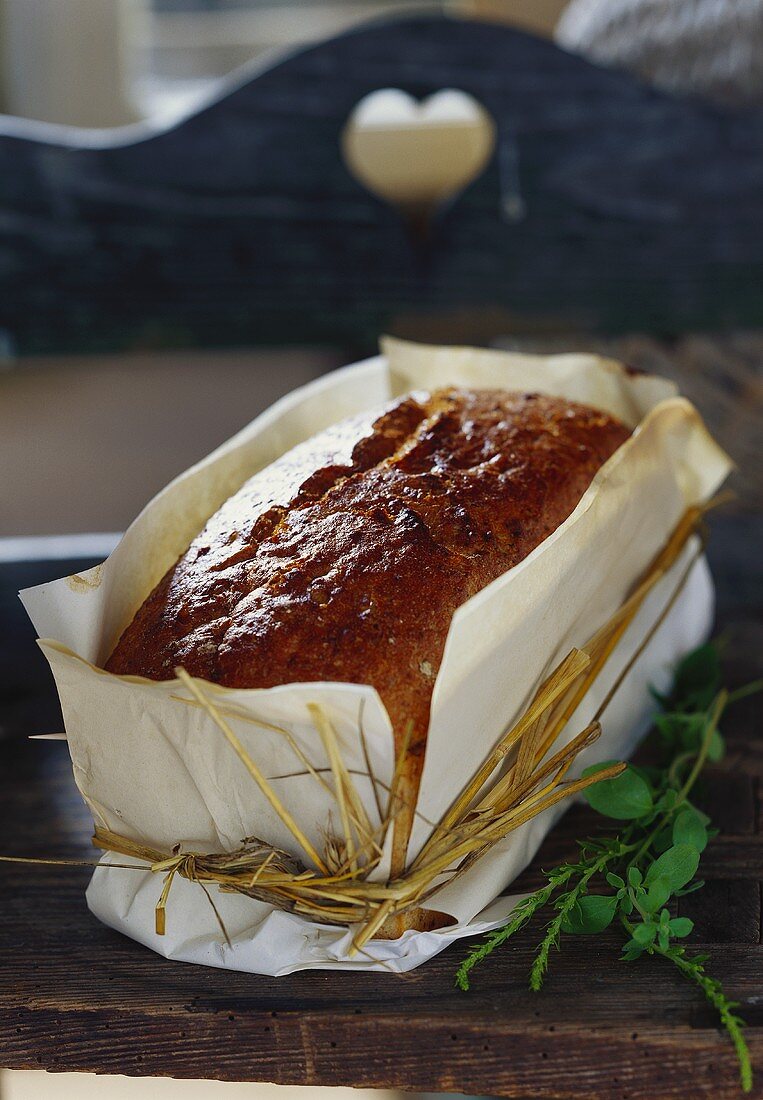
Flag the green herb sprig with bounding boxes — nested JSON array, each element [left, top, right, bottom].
[[456, 641, 761, 1093]]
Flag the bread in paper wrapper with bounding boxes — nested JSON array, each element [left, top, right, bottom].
[[21, 338, 732, 975]]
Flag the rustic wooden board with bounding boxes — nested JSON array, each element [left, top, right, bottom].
[[0, 616, 760, 1096]]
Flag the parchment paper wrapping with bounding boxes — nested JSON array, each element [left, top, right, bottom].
[[21, 338, 732, 975]]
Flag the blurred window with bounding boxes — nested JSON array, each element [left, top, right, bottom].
[[0, 0, 445, 129], [134, 0, 446, 122]]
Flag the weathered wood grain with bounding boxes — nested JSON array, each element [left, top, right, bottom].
[[678, 880, 760, 944], [1, 609, 761, 1096]]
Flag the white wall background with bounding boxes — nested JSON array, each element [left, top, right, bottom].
[[0, 349, 338, 536]]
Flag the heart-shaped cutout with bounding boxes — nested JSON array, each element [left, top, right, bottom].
[[342, 88, 496, 221]]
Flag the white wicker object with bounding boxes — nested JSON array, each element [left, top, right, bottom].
[[556, 0, 763, 107]]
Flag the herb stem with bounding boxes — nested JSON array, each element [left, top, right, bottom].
[[455, 866, 576, 991], [657, 941, 752, 1093], [666, 750, 695, 789], [727, 681, 763, 705], [675, 691, 727, 806], [620, 913, 751, 1091], [630, 691, 727, 870], [455, 644, 754, 1094], [530, 846, 623, 991]]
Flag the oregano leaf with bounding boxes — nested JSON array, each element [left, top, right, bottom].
[[669, 917, 694, 938], [675, 879, 705, 897], [708, 730, 725, 762], [643, 876, 672, 913], [645, 844, 700, 892], [582, 763, 654, 820], [632, 921, 657, 946], [673, 808, 708, 852], [659, 789, 678, 811], [670, 642, 722, 711], [655, 712, 706, 752], [628, 764, 655, 787], [621, 939, 645, 961], [561, 895, 618, 934]]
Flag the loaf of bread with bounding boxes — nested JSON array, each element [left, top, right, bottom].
[[107, 387, 630, 888]]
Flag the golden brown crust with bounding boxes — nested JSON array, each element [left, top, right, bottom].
[[107, 388, 630, 880], [376, 907, 454, 939]]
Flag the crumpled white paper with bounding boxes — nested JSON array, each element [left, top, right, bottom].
[[21, 338, 732, 975]]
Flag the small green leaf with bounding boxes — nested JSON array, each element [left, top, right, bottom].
[[669, 917, 694, 938], [708, 730, 725, 762], [673, 809, 708, 853], [632, 921, 657, 946], [621, 939, 645, 961], [676, 879, 705, 897], [671, 642, 722, 711], [561, 895, 618, 934], [645, 844, 700, 892], [582, 764, 654, 820], [606, 872, 625, 889], [655, 713, 706, 751], [659, 788, 679, 811], [628, 764, 655, 788], [643, 876, 672, 913], [628, 866, 643, 888]]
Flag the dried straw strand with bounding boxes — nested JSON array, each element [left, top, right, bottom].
[[175, 669, 328, 873]]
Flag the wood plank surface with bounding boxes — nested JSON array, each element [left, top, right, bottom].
[[0, 618, 760, 1097]]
